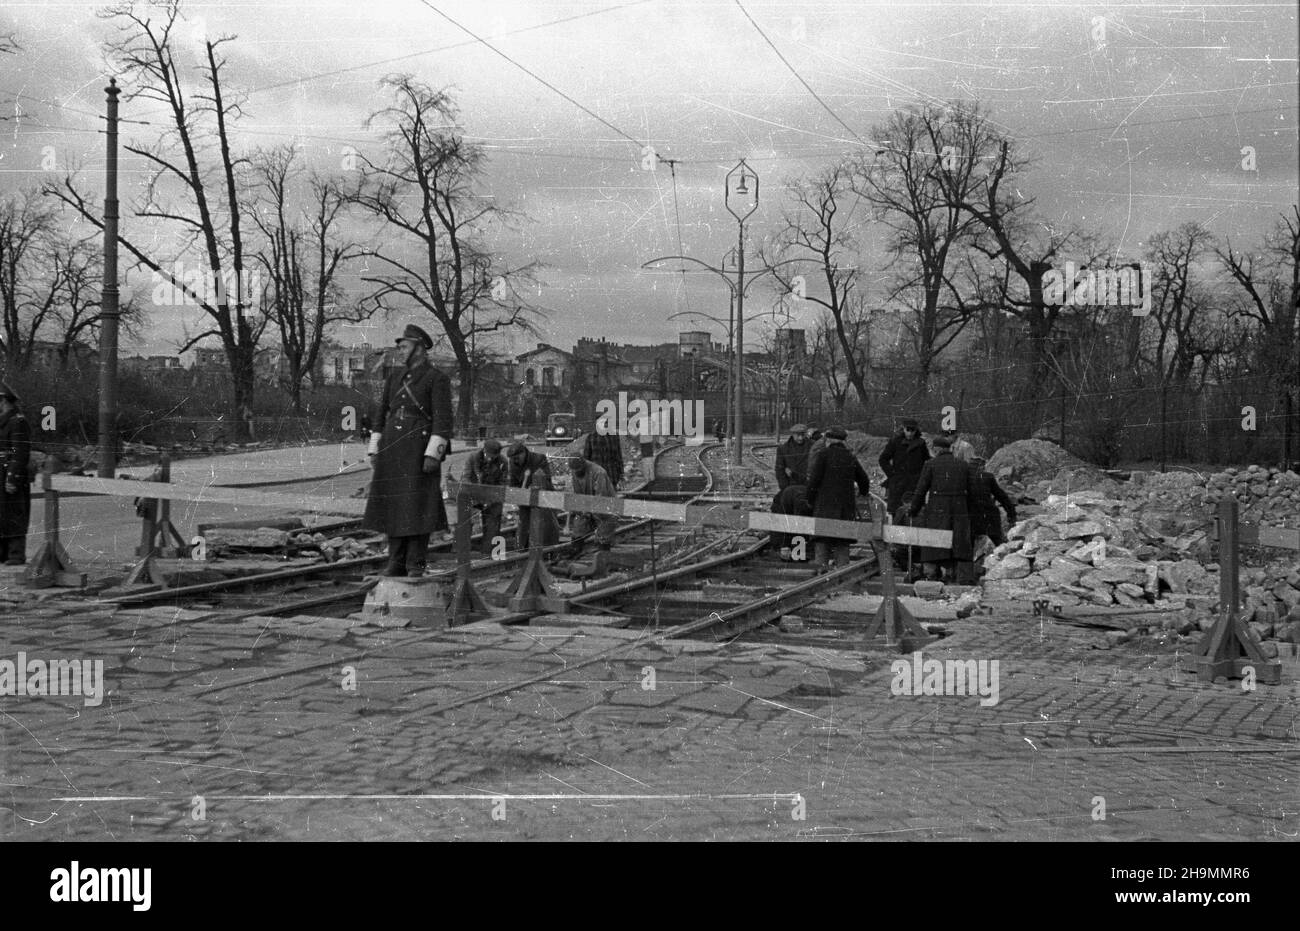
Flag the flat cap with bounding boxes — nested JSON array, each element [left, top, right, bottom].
[[482, 439, 502, 455], [825, 426, 848, 440], [790, 423, 808, 434], [932, 435, 953, 448], [901, 418, 919, 430]]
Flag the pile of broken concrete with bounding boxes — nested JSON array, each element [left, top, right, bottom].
[[980, 489, 1300, 644], [981, 490, 1218, 612], [1122, 465, 1300, 526]]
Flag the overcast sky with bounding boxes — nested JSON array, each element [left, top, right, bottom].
[[2, 0, 1296, 359]]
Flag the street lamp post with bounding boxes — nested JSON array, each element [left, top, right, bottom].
[[725, 160, 758, 465]]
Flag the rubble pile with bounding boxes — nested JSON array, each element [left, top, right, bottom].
[[290, 532, 383, 562], [986, 438, 1096, 486], [1123, 466, 1300, 526], [980, 491, 1220, 612]]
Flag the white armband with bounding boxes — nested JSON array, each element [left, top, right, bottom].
[[424, 434, 447, 459], [367, 433, 381, 456]]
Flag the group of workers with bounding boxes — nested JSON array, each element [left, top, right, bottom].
[[362, 321, 1016, 587], [770, 418, 1016, 583]]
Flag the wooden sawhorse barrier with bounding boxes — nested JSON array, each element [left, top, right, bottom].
[[24, 458, 85, 589], [452, 480, 952, 646], [124, 453, 191, 586], [1196, 498, 1295, 685]]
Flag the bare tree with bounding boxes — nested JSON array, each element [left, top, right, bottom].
[[249, 144, 367, 412], [45, 1, 266, 436], [0, 190, 60, 368], [769, 162, 871, 406], [50, 231, 148, 365], [851, 101, 996, 392], [352, 75, 543, 429]]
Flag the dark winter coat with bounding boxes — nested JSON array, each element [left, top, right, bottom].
[[0, 408, 32, 550], [968, 465, 1017, 543], [363, 360, 454, 538], [583, 431, 624, 486], [775, 436, 812, 489], [879, 434, 931, 508], [907, 450, 974, 562], [770, 483, 812, 550], [806, 442, 871, 523]]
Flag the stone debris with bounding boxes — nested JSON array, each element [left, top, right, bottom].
[[986, 438, 1106, 488], [981, 493, 1218, 613], [1121, 466, 1300, 527]]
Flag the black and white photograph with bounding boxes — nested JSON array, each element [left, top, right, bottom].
[[0, 0, 1296, 879]]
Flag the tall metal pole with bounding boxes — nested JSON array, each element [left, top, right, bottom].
[[97, 78, 121, 479], [733, 224, 745, 465]]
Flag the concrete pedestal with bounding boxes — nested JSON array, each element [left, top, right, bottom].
[[362, 576, 452, 628]]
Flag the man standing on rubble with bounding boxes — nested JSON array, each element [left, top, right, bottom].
[[364, 324, 453, 578], [459, 438, 509, 555]]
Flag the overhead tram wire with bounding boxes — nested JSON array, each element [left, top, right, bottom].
[[415, 0, 646, 150], [732, 0, 867, 147]]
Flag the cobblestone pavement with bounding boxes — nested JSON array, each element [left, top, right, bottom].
[[2, 594, 1297, 841]]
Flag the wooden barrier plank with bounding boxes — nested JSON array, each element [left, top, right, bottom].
[[50, 474, 367, 516], [1212, 521, 1299, 551]]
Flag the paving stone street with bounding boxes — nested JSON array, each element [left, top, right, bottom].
[[3, 589, 1296, 841]]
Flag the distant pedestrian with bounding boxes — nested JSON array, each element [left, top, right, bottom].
[[0, 382, 32, 566], [879, 418, 930, 515], [363, 324, 453, 578], [583, 409, 624, 486], [806, 426, 870, 571], [713, 419, 725, 444], [460, 438, 508, 555], [908, 435, 975, 584], [636, 413, 655, 482]]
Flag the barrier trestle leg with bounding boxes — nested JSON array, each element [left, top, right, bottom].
[[449, 491, 489, 624], [505, 500, 568, 614], [24, 459, 85, 590], [859, 541, 932, 652]]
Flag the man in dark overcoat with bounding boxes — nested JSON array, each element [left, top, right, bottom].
[[775, 423, 811, 490], [0, 382, 32, 565], [769, 482, 813, 560], [364, 324, 454, 577], [583, 409, 624, 487], [806, 426, 870, 570], [907, 435, 975, 584], [459, 438, 509, 555], [967, 454, 1017, 547], [878, 418, 930, 514], [506, 441, 560, 549]]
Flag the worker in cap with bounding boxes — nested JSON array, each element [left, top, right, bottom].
[[363, 322, 454, 576], [459, 438, 508, 555], [879, 417, 930, 516], [806, 425, 870, 571], [565, 453, 617, 552], [775, 422, 811, 490], [0, 380, 32, 565], [506, 441, 559, 549]]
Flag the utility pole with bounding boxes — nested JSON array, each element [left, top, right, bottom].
[[97, 77, 121, 478], [725, 159, 758, 466]]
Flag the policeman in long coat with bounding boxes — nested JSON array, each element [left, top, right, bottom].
[[806, 426, 870, 570], [364, 324, 454, 577], [907, 435, 975, 584], [0, 382, 32, 565]]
